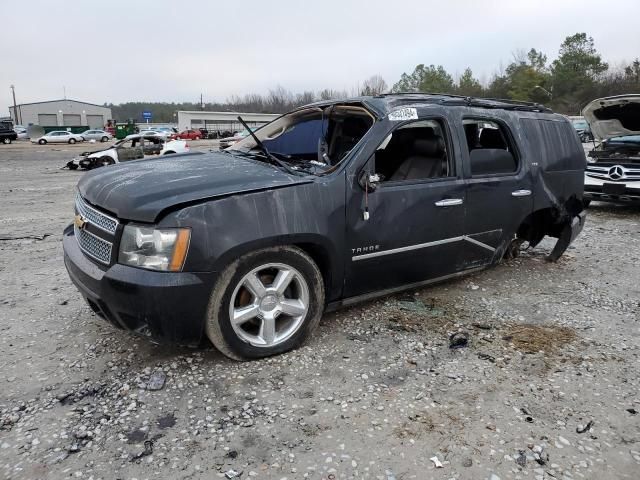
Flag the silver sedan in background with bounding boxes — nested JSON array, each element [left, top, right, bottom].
[[80, 129, 112, 142]]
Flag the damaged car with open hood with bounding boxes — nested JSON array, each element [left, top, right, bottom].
[[583, 94, 640, 206], [63, 94, 587, 360], [66, 133, 190, 170]]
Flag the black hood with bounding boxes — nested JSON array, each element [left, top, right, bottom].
[[78, 152, 312, 222]]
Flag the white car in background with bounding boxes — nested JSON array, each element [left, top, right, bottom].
[[67, 134, 190, 170], [14, 127, 28, 139], [80, 129, 112, 142], [139, 130, 167, 139], [31, 131, 85, 144]]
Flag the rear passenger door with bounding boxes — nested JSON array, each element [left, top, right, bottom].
[[459, 116, 533, 267]]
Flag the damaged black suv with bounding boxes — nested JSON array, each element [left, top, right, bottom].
[[63, 94, 587, 360]]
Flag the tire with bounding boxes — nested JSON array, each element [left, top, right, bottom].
[[195, 136, 201, 140], [101, 136, 109, 142], [98, 156, 115, 167], [38, 139, 46, 145], [69, 138, 76, 144], [2, 137, 11, 144], [583, 198, 592, 208], [163, 150, 175, 155], [206, 246, 325, 361]]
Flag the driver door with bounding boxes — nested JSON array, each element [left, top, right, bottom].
[[344, 117, 467, 298]]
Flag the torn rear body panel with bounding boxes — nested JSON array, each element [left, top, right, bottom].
[[63, 95, 587, 354]]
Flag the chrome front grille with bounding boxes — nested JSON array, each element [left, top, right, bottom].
[[586, 164, 640, 182], [74, 224, 113, 264], [74, 193, 119, 265], [75, 192, 118, 234]]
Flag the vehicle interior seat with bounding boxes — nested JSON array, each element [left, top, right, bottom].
[[389, 135, 446, 181], [479, 128, 507, 149]]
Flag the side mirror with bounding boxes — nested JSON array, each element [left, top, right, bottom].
[[358, 170, 382, 193]]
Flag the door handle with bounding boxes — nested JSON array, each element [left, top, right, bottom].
[[511, 189, 532, 197], [435, 198, 464, 207]]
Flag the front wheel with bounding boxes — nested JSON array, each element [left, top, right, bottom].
[[38, 139, 46, 145], [206, 246, 325, 361], [2, 137, 11, 144], [101, 136, 109, 142], [98, 156, 115, 167]]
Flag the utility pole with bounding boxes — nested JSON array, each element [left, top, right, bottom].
[[10, 85, 19, 125]]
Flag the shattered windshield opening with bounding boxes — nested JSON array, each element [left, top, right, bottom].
[[227, 103, 375, 174]]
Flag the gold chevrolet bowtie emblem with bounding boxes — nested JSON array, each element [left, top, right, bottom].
[[74, 214, 88, 229]]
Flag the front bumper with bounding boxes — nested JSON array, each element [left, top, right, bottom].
[[584, 174, 640, 205], [63, 224, 215, 346]]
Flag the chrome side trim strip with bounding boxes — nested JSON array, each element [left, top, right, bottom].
[[353, 236, 464, 261], [464, 236, 496, 252], [352, 231, 500, 261]]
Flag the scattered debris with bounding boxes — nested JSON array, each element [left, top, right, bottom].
[[146, 370, 167, 391], [430, 455, 443, 468], [627, 408, 637, 415], [515, 450, 527, 467], [225, 469, 241, 479], [449, 331, 469, 349], [0, 233, 51, 241], [577, 420, 594, 433], [129, 440, 153, 462], [477, 352, 496, 362]]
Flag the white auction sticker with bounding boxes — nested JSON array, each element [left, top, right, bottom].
[[388, 107, 418, 121]]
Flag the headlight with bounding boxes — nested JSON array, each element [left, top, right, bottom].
[[118, 225, 190, 271]]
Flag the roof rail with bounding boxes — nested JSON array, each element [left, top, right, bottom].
[[374, 92, 553, 113]]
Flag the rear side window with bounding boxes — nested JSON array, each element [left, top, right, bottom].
[[463, 119, 518, 176]]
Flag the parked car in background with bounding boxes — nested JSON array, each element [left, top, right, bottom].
[[31, 131, 84, 144], [63, 94, 587, 360], [14, 126, 28, 140], [138, 130, 167, 140], [219, 128, 253, 149], [583, 95, 640, 206], [154, 126, 178, 138], [570, 116, 594, 143], [0, 121, 18, 144], [80, 129, 112, 142], [66, 134, 191, 170], [172, 129, 202, 140]]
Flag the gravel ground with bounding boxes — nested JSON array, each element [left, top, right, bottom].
[[1, 143, 639, 480]]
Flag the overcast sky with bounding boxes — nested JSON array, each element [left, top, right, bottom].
[[3, 0, 640, 112]]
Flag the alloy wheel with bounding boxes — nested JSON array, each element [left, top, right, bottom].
[[229, 263, 309, 347]]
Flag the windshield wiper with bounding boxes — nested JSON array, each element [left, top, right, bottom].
[[237, 116, 301, 176]]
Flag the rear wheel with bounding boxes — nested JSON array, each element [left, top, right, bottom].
[[38, 139, 46, 145], [2, 137, 11, 144], [101, 136, 109, 142], [163, 150, 175, 155], [206, 246, 325, 361], [195, 136, 201, 140], [69, 138, 76, 144]]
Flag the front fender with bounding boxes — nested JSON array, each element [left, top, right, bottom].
[[158, 178, 347, 301]]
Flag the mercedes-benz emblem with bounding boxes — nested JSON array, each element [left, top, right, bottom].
[[608, 165, 624, 180]]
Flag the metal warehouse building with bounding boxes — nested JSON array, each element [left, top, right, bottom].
[[9, 99, 112, 129], [178, 111, 279, 133]]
